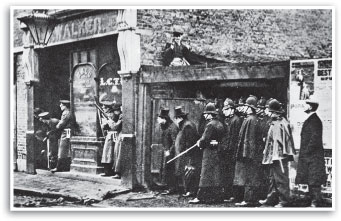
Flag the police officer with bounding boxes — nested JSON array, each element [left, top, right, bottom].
[[221, 98, 243, 202], [260, 99, 296, 208], [189, 103, 225, 204], [234, 95, 264, 206]]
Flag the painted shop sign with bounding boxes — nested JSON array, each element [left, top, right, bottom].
[[98, 63, 122, 105], [48, 11, 118, 45], [72, 63, 98, 137]]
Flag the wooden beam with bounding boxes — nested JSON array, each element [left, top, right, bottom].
[[140, 61, 289, 83]]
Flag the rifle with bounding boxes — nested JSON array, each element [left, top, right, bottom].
[[43, 129, 59, 142], [94, 96, 109, 120], [166, 143, 198, 164], [94, 102, 109, 120]]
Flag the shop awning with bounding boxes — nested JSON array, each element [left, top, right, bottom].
[[140, 61, 290, 83]]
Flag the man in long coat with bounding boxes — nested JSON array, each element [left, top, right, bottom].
[[189, 102, 225, 204], [111, 104, 123, 179], [99, 101, 120, 176], [221, 98, 243, 202], [260, 99, 296, 208], [295, 98, 326, 207], [157, 107, 179, 194], [234, 95, 264, 206], [51, 99, 75, 173], [38, 112, 60, 170], [173, 106, 199, 195]]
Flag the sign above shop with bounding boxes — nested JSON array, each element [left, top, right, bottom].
[[48, 10, 118, 45]]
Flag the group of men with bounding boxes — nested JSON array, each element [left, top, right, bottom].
[[35, 98, 124, 179], [35, 99, 75, 173], [157, 95, 326, 208]]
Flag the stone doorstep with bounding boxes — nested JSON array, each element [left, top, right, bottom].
[[35, 169, 123, 186]]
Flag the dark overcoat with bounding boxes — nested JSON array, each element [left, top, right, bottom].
[[56, 109, 74, 159], [221, 114, 243, 185], [295, 113, 326, 186], [198, 118, 225, 188], [159, 120, 179, 183], [174, 119, 199, 176], [234, 114, 264, 187]]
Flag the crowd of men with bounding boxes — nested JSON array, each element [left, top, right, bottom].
[[156, 95, 327, 208], [34, 98, 123, 179]]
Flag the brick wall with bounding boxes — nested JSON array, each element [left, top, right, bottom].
[[137, 9, 332, 65], [15, 53, 28, 163]]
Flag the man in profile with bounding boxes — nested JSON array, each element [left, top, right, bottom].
[[295, 96, 326, 207]]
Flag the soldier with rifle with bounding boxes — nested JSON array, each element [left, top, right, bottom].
[[98, 100, 122, 178]]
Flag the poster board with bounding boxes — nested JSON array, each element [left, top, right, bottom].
[[289, 58, 332, 194], [71, 63, 98, 137]]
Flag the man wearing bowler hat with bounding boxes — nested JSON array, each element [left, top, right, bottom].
[[50, 99, 75, 173], [173, 106, 199, 196], [295, 96, 326, 207], [156, 107, 179, 195], [260, 99, 296, 208]]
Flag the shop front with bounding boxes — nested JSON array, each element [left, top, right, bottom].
[[139, 61, 289, 184]]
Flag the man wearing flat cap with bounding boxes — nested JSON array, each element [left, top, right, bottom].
[[173, 106, 199, 196], [295, 96, 326, 207], [100, 102, 122, 178], [50, 99, 75, 173], [156, 107, 179, 195]]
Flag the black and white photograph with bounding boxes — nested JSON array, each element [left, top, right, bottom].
[[8, 5, 335, 213]]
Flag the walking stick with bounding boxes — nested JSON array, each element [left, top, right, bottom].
[[166, 143, 198, 164]]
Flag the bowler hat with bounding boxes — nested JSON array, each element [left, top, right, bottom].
[[204, 102, 218, 115], [174, 106, 188, 118], [38, 112, 50, 119], [158, 108, 170, 118]]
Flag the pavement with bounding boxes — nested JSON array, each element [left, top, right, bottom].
[[13, 169, 131, 203]]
